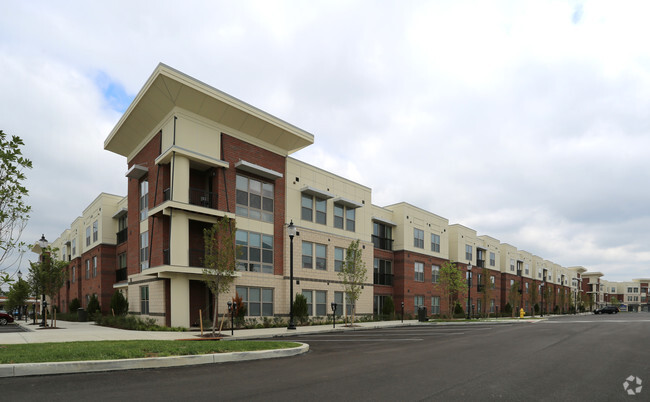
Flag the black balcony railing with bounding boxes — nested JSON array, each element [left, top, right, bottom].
[[477, 259, 485, 268], [189, 248, 206, 268], [163, 188, 171, 201], [116, 268, 127, 282], [189, 188, 217, 209], [477, 284, 485, 292], [371, 235, 393, 251], [116, 228, 128, 244], [374, 272, 394, 286]]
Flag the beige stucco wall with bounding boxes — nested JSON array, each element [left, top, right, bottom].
[[128, 275, 166, 326], [477, 235, 501, 273], [384, 202, 449, 260]]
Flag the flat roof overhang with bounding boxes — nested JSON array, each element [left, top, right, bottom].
[[105, 63, 314, 159]]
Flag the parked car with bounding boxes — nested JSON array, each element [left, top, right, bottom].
[[0, 311, 15, 325], [594, 306, 619, 314]]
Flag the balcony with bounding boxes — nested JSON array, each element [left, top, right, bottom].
[[117, 228, 128, 244], [116, 268, 127, 282], [371, 235, 393, 251], [477, 259, 485, 268], [189, 188, 217, 209], [189, 248, 206, 268], [374, 272, 394, 286]]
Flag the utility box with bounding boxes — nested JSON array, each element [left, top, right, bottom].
[[78, 308, 87, 322], [418, 306, 427, 322]]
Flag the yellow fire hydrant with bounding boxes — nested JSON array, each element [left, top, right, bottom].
[[519, 308, 525, 318]]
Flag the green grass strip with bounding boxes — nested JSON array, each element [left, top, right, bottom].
[[0, 340, 300, 364]]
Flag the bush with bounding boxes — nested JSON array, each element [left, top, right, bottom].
[[69, 298, 81, 313], [293, 294, 308, 325], [534, 303, 540, 315], [110, 291, 129, 316], [382, 296, 395, 320], [504, 303, 512, 316], [87, 294, 100, 317], [95, 314, 186, 332], [453, 303, 465, 319]]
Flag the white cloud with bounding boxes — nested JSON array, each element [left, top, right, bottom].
[[1, 0, 649, 282]]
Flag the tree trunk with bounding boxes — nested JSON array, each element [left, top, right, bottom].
[[212, 293, 218, 337]]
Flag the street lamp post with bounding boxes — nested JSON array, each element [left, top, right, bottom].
[[36, 234, 49, 327], [401, 301, 404, 323], [287, 221, 297, 330], [466, 263, 472, 319], [331, 302, 337, 328], [17, 270, 22, 319]]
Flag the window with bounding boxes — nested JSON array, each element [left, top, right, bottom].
[[525, 263, 529, 275], [465, 245, 472, 261], [139, 179, 148, 221], [490, 252, 496, 266], [140, 286, 149, 314], [237, 286, 273, 316], [301, 194, 326, 225], [490, 299, 495, 313], [334, 247, 345, 272], [374, 258, 393, 285], [236, 174, 274, 222], [477, 299, 482, 314], [302, 242, 326, 270], [86, 226, 91, 247], [334, 203, 356, 232], [414, 295, 424, 313], [140, 231, 149, 270], [525, 282, 529, 293], [92, 256, 97, 277], [431, 234, 440, 252], [414, 229, 424, 248], [431, 296, 440, 315], [634, 287, 639, 293], [346, 293, 354, 316], [303, 291, 312, 316], [236, 230, 273, 273], [72, 266, 76, 283], [510, 259, 515, 272], [510, 279, 514, 286], [92, 220, 98, 242], [334, 291, 344, 316], [372, 222, 393, 251], [414, 262, 424, 282], [71, 238, 76, 256], [627, 287, 633, 293], [85, 259, 90, 279], [118, 253, 127, 269], [431, 265, 440, 283], [490, 275, 495, 289], [538, 269, 542, 279]]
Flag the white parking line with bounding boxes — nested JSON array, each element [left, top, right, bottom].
[[292, 338, 424, 342]]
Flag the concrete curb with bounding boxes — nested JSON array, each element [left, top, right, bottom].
[[0, 342, 309, 378]]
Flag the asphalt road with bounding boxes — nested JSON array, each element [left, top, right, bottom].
[[3, 314, 650, 401]]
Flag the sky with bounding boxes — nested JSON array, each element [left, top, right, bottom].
[[1, 0, 650, 284]]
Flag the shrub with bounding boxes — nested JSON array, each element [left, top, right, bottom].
[[95, 314, 186, 332], [293, 294, 308, 325], [382, 296, 395, 320], [453, 302, 465, 319], [110, 291, 129, 316], [69, 298, 81, 313], [504, 303, 512, 317], [87, 294, 100, 317], [534, 303, 540, 315]]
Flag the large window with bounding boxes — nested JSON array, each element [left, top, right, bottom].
[[334, 247, 345, 272], [236, 286, 273, 316], [236, 175, 274, 222], [302, 194, 327, 225], [140, 231, 149, 270], [92, 220, 98, 243], [414, 262, 424, 282], [414, 295, 424, 313], [465, 245, 472, 261], [236, 230, 273, 273], [302, 241, 326, 270], [490, 252, 496, 267], [374, 258, 393, 286], [372, 222, 393, 251], [303, 290, 327, 316], [431, 265, 440, 283], [414, 228, 424, 249], [86, 226, 91, 247], [140, 286, 149, 314], [431, 234, 440, 252], [334, 291, 344, 316], [510, 259, 515, 272], [139, 179, 148, 221], [334, 203, 355, 232], [431, 296, 440, 315]]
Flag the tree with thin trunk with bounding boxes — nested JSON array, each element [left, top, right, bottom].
[[611, 296, 620, 307], [28, 247, 67, 327], [479, 268, 491, 317], [0, 130, 32, 287], [530, 282, 539, 317], [508, 281, 520, 317], [202, 217, 238, 336], [436, 261, 467, 317], [338, 239, 367, 326]]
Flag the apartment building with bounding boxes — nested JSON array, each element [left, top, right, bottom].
[[48, 63, 645, 327]]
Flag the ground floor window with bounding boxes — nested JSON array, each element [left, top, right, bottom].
[[236, 286, 273, 316], [140, 286, 149, 314], [414, 295, 424, 314], [490, 299, 495, 313], [431, 296, 440, 315], [477, 299, 482, 314], [303, 290, 327, 316]]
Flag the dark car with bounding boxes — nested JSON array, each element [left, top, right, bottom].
[[594, 306, 619, 314], [0, 311, 15, 325]]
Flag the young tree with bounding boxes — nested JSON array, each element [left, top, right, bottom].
[[611, 296, 620, 307], [0, 130, 33, 286], [338, 239, 367, 326], [201, 217, 238, 336], [436, 261, 467, 317], [508, 281, 520, 317], [28, 248, 67, 327], [479, 268, 491, 317], [6, 277, 30, 312], [530, 282, 539, 317], [110, 290, 129, 316]]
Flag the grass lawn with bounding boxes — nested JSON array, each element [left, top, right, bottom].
[[0, 340, 300, 364]]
